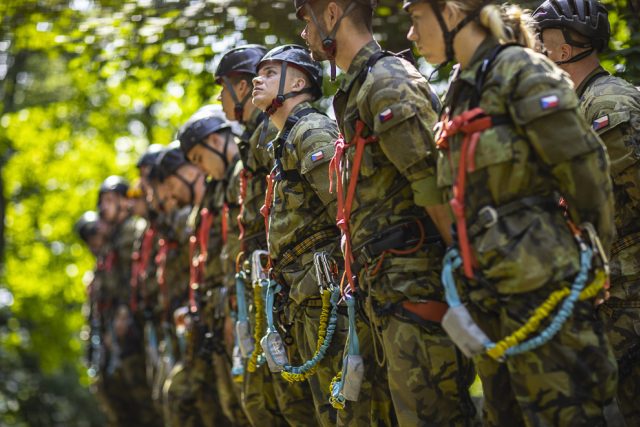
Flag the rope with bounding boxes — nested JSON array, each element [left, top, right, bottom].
[[442, 240, 604, 362], [280, 286, 340, 382], [247, 279, 267, 373]]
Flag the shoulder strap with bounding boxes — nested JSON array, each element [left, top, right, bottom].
[[577, 69, 610, 99], [470, 43, 521, 109], [273, 107, 319, 182]]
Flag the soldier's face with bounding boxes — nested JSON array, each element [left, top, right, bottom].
[[300, 9, 329, 61], [218, 79, 250, 121], [252, 63, 281, 110], [99, 192, 121, 223], [407, 3, 446, 64], [186, 134, 227, 180], [87, 233, 105, 257], [156, 180, 180, 212]]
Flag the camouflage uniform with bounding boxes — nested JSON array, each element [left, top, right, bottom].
[[100, 215, 162, 427], [436, 37, 617, 426], [265, 101, 374, 427], [238, 108, 312, 427], [577, 66, 640, 424], [186, 178, 245, 426], [332, 40, 476, 426]]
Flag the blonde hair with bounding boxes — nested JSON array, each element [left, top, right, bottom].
[[447, 2, 537, 49]]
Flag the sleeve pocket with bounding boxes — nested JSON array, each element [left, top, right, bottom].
[[373, 102, 416, 135], [510, 88, 578, 126]]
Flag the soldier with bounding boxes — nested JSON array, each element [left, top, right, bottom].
[[296, 1, 476, 425], [75, 211, 119, 426], [215, 45, 312, 426], [97, 176, 161, 427], [252, 44, 373, 426], [406, 0, 617, 425], [154, 146, 229, 427], [177, 108, 251, 426], [534, 1, 640, 423]]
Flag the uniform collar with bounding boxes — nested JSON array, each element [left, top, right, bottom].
[[245, 107, 265, 137], [457, 36, 500, 86], [575, 65, 609, 99], [339, 40, 381, 93]]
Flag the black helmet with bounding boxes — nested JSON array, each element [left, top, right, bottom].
[[401, 0, 423, 11], [533, 0, 610, 52], [136, 144, 165, 169], [215, 45, 267, 122], [155, 147, 189, 182], [295, 0, 375, 18], [215, 44, 267, 82], [258, 44, 323, 113], [99, 176, 129, 198], [177, 107, 232, 156], [75, 211, 100, 242]]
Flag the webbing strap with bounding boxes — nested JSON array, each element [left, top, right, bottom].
[[155, 238, 177, 320], [329, 119, 378, 293]]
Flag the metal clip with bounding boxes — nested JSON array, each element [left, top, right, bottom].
[[314, 252, 338, 292], [251, 250, 269, 286], [478, 206, 498, 229], [581, 222, 610, 277]]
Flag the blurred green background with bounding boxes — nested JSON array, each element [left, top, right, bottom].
[[0, 0, 637, 425]]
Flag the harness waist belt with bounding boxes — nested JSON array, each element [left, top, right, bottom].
[[612, 229, 640, 257], [467, 195, 558, 239], [352, 217, 442, 273], [273, 228, 339, 275]]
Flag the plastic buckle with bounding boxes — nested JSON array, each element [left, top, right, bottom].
[[478, 206, 498, 229]]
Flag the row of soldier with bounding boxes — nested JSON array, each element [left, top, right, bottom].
[[74, 0, 640, 426]]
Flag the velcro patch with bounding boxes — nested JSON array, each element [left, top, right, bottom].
[[592, 115, 609, 131], [379, 108, 394, 123], [310, 151, 324, 162], [540, 95, 559, 110]]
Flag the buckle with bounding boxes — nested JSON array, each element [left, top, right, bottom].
[[478, 206, 498, 229]]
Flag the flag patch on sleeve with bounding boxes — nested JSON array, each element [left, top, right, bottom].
[[311, 151, 324, 162], [540, 95, 559, 110], [592, 115, 609, 131], [379, 108, 394, 123]]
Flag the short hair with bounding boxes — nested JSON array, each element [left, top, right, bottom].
[[312, 0, 373, 33]]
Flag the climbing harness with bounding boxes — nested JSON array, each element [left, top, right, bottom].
[[188, 208, 214, 314], [280, 252, 341, 383], [329, 292, 364, 410]]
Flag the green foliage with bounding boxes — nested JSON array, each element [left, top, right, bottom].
[[0, 0, 636, 425]]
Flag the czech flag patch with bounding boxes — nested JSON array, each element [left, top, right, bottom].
[[592, 115, 609, 131], [540, 95, 559, 110], [311, 151, 324, 162], [379, 108, 394, 123]]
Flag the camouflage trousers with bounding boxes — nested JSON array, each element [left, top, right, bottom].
[[163, 357, 228, 427], [102, 353, 162, 427], [241, 343, 314, 426], [467, 282, 618, 426], [367, 305, 477, 427], [361, 259, 478, 427], [599, 278, 640, 425]]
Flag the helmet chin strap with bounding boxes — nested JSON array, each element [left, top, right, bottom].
[[259, 61, 313, 146], [305, 1, 358, 81], [428, 0, 491, 73], [198, 131, 232, 171], [551, 29, 595, 65], [174, 171, 202, 206], [222, 76, 252, 123]]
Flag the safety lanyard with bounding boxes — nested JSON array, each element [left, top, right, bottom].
[[329, 294, 361, 409]]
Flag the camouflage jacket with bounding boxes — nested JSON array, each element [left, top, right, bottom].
[[577, 66, 640, 289], [103, 215, 147, 308], [266, 102, 340, 303], [156, 207, 191, 315], [437, 37, 614, 294], [217, 154, 244, 289], [187, 178, 225, 290], [238, 108, 276, 253], [333, 40, 444, 302]]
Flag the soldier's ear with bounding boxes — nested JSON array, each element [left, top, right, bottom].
[[560, 43, 573, 63], [326, 1, 339, 27]]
